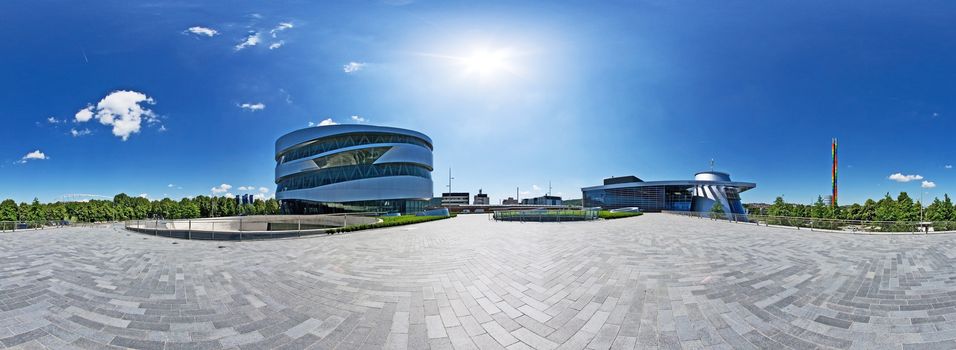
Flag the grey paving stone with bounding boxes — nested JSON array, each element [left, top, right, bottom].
[[5, 214, 956, 349]]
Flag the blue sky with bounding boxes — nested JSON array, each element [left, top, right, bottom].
[[2, 1, 956, 205]]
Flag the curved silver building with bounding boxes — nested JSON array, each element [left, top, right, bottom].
[[275, 124, 433, 214], [581, 171, 756, 214]]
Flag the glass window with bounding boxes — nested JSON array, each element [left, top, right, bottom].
[[279, 133, 432, 164], [277, 163, 432, 192]]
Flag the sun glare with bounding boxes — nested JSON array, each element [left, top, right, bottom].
[[460, 48, 513, 78]]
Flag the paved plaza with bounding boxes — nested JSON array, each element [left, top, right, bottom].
[[3, 215, 956, 349]]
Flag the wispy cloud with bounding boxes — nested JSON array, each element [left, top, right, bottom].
[[946, 165, 953, 169], [47, 116, 63, 124], [888, 173, 923, 183], [269, 41, 285, 50], [343, 62, 365, 73], [18, 150, 49, 164], [270, 22, 293, 38], [186, 26, 219, 37], [350, 115, 367, 123], [210, 183, 232, 194], [235, 32, 260, 51], [239, 102, 265, 111], [922, 180, 937, 189], [309, 118, 338, 127], [70, 128, 91, 137]]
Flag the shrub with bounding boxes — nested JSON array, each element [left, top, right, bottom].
[[327, 215, 454, 233], [598, 211, 643, 220]]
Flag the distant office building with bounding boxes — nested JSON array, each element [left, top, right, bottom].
[[275, 124, 434, 214], [442, 192, 470, 206], [474, 190, 490, 205], [502, 197, 519, 205], [521, 195, 562, 206], [581, 171, 756, 214]]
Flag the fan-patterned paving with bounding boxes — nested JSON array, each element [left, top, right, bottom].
[[2, 214, 956, 349]]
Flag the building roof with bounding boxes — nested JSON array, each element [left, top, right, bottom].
[[582, 180, 756, 192], [604, 176, 642, 185], [276, 124, 432, 155]]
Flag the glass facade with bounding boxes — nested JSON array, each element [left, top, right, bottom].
[[282, 199, 429, 215], [583, 185, 695, 211], [278, 133, 433, 164], [277, 163, 432, 192]]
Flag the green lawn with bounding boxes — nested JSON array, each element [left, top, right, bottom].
[[598, 211, 643, 220], [327, 215, 454, 233]]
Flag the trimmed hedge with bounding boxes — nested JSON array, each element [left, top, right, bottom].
[[598, 211, 643, 220], [327, 215, 454, 233]]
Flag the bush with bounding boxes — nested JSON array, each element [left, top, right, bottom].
[[598, 211, 643, 220], [327, 215, 454, 233]]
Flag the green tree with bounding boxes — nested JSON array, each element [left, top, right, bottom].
[[710, 201, 725, 219], [811, 196, 826, 218], [768, 197, 789, 217], [0, 199, 17, 221], [875, 193, 896, 221], [896, 192, 916, 221]]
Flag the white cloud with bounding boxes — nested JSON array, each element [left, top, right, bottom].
[[74, 90, 159, 141], [922, 180, 937, 189], [70, 128, 91, 137], [946, 165, 953, 169], [47, 116, 62, 124], [343, 62, 365, 73], [268, 41, 285, 50], [138, 193, 149, 199], [239, 102, 265, 111], [531, 184, 542, 192], [235, 32, 260, 51], [270, 22, 293, 38], [75, 106, 94, 122], [258, 187, 269, 193], [211, 183, 232, 194], [888, 173, 923, 183], [238, 186, 254, 191], [350, 115, 367, 123], [186, 26, 219, 37], [18, 150, 49, 163], [309, 118, 338, 127]]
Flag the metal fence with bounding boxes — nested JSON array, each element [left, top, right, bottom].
[[0, 220, 111, 232], [123, 213, 382, 240], [662, 211, 956, 234], [493, 209, 600, 222]]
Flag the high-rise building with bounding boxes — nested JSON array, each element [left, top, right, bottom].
[[474, 189, 490, 205]]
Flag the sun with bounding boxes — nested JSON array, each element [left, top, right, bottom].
[[460, 48, 513, 78]]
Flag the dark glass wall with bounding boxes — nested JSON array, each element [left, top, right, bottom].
[[281, 199, 429, 215], [583, 185, 694, 212]]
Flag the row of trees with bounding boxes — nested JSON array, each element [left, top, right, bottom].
[[745, 192, 956, 222], [0, 193, 281, 223]]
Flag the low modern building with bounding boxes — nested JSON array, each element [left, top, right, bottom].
[[275, 124, 433, 214], [473, 190, 490, 205], [581, 171, 756, 214], [501, 197, 519, 205], [521, 195, 562, 206], [441, 192, 470, 206]]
